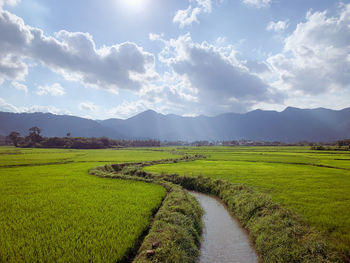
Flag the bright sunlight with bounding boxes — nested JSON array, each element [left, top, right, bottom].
[[121, 0, 148, 13]]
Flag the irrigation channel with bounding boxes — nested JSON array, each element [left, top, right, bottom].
[[190, 192, 258, 263]]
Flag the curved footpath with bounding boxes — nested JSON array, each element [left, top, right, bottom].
[[90, 155, 341, 263]]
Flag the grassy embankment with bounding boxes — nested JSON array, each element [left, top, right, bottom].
[[0, 147, 182, 262], [144, 146, 350, 260], [90, 164, 203, 263]]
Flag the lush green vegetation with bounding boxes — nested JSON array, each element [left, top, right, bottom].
[[133, 182, 202, 263], [93, 154, 339, 262], [148, 174, 337, 262], [2, 145, 350, 261], [91, 164, 203, 263], [144, 146, 350, 258], [0, 147, 182, 262]]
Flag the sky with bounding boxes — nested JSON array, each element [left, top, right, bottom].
[[0, 0, 349, 119]]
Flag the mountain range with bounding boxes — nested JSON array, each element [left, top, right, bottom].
[[1, 107, 350, 142]]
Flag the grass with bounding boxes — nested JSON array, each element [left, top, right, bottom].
[[133, 183, 202, 263], [151, 174, 338, 262], [2, 145, 350, 261], [90, 164, 203, 263], [0, 147, 178, 167], [0, 146, 181, 262], [144, 146, 350, 258], [95, 156, 338, 262]]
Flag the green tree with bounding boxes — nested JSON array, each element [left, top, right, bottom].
[[29, 126, 41, 136], [8, 131, 21, 147], [28, 126, 43, 144]]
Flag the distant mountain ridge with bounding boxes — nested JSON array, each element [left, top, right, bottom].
[[1, 107, 350, 142]]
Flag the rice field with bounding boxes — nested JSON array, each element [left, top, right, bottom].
[[144, 146, 350, 255], [0, 147, 179, 262], [2, 145, 350, 261]]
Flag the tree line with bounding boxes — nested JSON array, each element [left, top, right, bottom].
[[310, 139, 350, 151], [6, 127, 350, 149], [7, 127, 161, 149]]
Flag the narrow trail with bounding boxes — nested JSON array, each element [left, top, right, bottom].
[[190, 192, 258, 263]]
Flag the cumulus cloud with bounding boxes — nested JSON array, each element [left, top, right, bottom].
[[79, 102, 98, 112], [0, 55, 28, 83], [242, 0, 271, 8], [266, 20, 289, 32], [173, 0, 212, 28], [150, 33, 282, 115], [267, 4, 350, 94], [36, 83, 65, 96], [0, 8, 156, 93]]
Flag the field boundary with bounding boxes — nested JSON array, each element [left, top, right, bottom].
[[99, 157, 344, 262], [90, 153, 345, 262], [153, 174, 342, 262], [89, 156, 204, 263], [234, 159, 350, 171]]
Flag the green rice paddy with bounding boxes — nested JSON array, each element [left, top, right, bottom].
[[1, 145, 350, 261], [0, 147, 179, 262], [144, 146, 350, 255]]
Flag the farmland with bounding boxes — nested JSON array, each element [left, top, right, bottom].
[[144, 146, 350, 256], [0, 147, 181, 262], [1, 145, 350, 262]]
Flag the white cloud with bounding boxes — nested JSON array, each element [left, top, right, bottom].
[[266, 20, 289, 32], [267, 4, 350, 95], [0, 54, 28, 83], [215, 36, 226, 45], [242, 0, 271, 8], [79, 102, 98, 112], [149, 33, 282, 115], [105, 94, 184, 119], [0, 97, 18, 112], [149, 33, 164, 41], [0, 9, 157, 93], [107, 100, 149, 119], [173, 0, 212, 28], [24, 105, 71, 115], [11, 81, 27, 93], [0, 0, 20, 7], [0, 97, 71, 115], [36, 83, 65, 96]]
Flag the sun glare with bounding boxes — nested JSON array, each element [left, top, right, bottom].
[[122, 0, 147, 13]]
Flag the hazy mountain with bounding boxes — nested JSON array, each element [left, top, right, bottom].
[[0, 112, 124, 139], [1, 107, 350, 142]]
